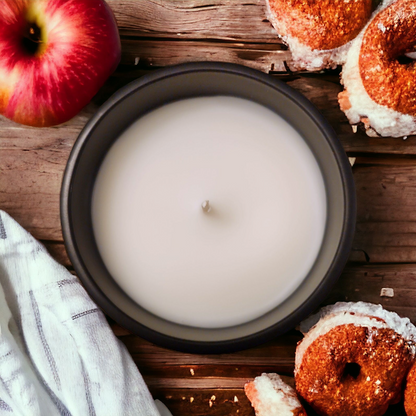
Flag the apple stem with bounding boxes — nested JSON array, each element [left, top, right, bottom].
[[22, 23, 43, 55], [27, 24, 42, 43]]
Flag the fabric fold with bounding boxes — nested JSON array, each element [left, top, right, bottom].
[[0, 210, 161, 416]]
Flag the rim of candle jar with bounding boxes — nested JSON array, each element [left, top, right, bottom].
[[61, 62, 356, 353]]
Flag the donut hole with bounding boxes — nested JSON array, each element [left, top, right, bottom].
[[342, 362, 361, 380], [397, 54, 416, 65]]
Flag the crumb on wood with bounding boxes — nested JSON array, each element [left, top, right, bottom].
[[352, 125, 358, 133], [190, 397, 194, 403], [234, 396, 238, 402], [190, 368, 195, 376], [349, 157, 356, 167], [380, 288, 394, 298]]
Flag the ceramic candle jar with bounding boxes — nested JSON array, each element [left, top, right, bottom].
[[61, 62, 356, 353]]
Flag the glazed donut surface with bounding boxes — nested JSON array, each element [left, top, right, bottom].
[[267, 0, 373, 50], [359, 0, 416, 116], [405, 364, 416, 416], [296, 324, 414, 416]]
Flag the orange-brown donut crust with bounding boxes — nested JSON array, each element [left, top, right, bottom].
[[268, 0, 373, 50], [295, 324, 414, 416], [405, 363, 416, 416], [359, 0, 416, 116]]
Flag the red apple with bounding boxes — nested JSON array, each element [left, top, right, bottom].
[[0, 0, 121, 127]]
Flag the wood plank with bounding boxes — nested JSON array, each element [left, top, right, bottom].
[[286, 78, 416, 155], [0, 104, 97, 240], [327, 263, 416, 321], [148, 386, 406, 416], [121, 334, 299, 368], [108, 0, 278, 42], [139, 364, 295, 381], [354, 156, 416, 166], [350, 163, 416, 263], [121, 39, 290, 72], [152, 388, 254, 416], [0, 132, 75, 241], [146, 376, 254, 389]]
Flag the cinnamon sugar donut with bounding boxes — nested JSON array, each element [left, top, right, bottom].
[[245, 373, 306, 416], [266, 0, 374, 70], [339, 0, 416, 137], [405, 363, 416, 416], [295, 302, 416, 416]]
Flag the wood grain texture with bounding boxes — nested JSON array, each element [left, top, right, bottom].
[[121, 38, 290, 72], [1, 1, 415, 415], [350, 161, 416, 263], [122, 334, 299, 368], [153, 388, 255, 416], [327, 264, 416, 320], [149, 386, 405, 416], [108, 0, 279, 42]]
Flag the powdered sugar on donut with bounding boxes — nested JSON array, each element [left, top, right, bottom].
[[301, 301, 416, 340], [295, 312, 389, 374], [245, 373, 305, 416], [265, 2, 352, 70], [265, 0, 374, 71], [340, 0, 416, 137], [295, 301, 416, 374], [277, 33, 352, 71]]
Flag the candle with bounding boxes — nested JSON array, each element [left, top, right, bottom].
[[92, 96, 327, 328]]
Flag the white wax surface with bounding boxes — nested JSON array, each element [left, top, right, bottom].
[[92, 96, 327, 328]]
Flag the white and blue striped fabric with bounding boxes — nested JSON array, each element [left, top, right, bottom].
[[0, 210, 165, 416]]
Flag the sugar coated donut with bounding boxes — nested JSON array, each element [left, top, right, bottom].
[[245, 373, 306, 416], [295, 302, 416, 416], [405, 363, 416, 416], [339, 0, 416, 137], [266, 0, 374, 70]]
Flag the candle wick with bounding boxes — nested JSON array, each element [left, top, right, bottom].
[[201, 200, 211, 213]]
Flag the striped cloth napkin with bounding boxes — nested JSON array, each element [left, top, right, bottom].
[[0, 210, 171, 416]]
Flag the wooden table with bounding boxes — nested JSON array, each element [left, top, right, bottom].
[[1, 1, 415, 415]]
